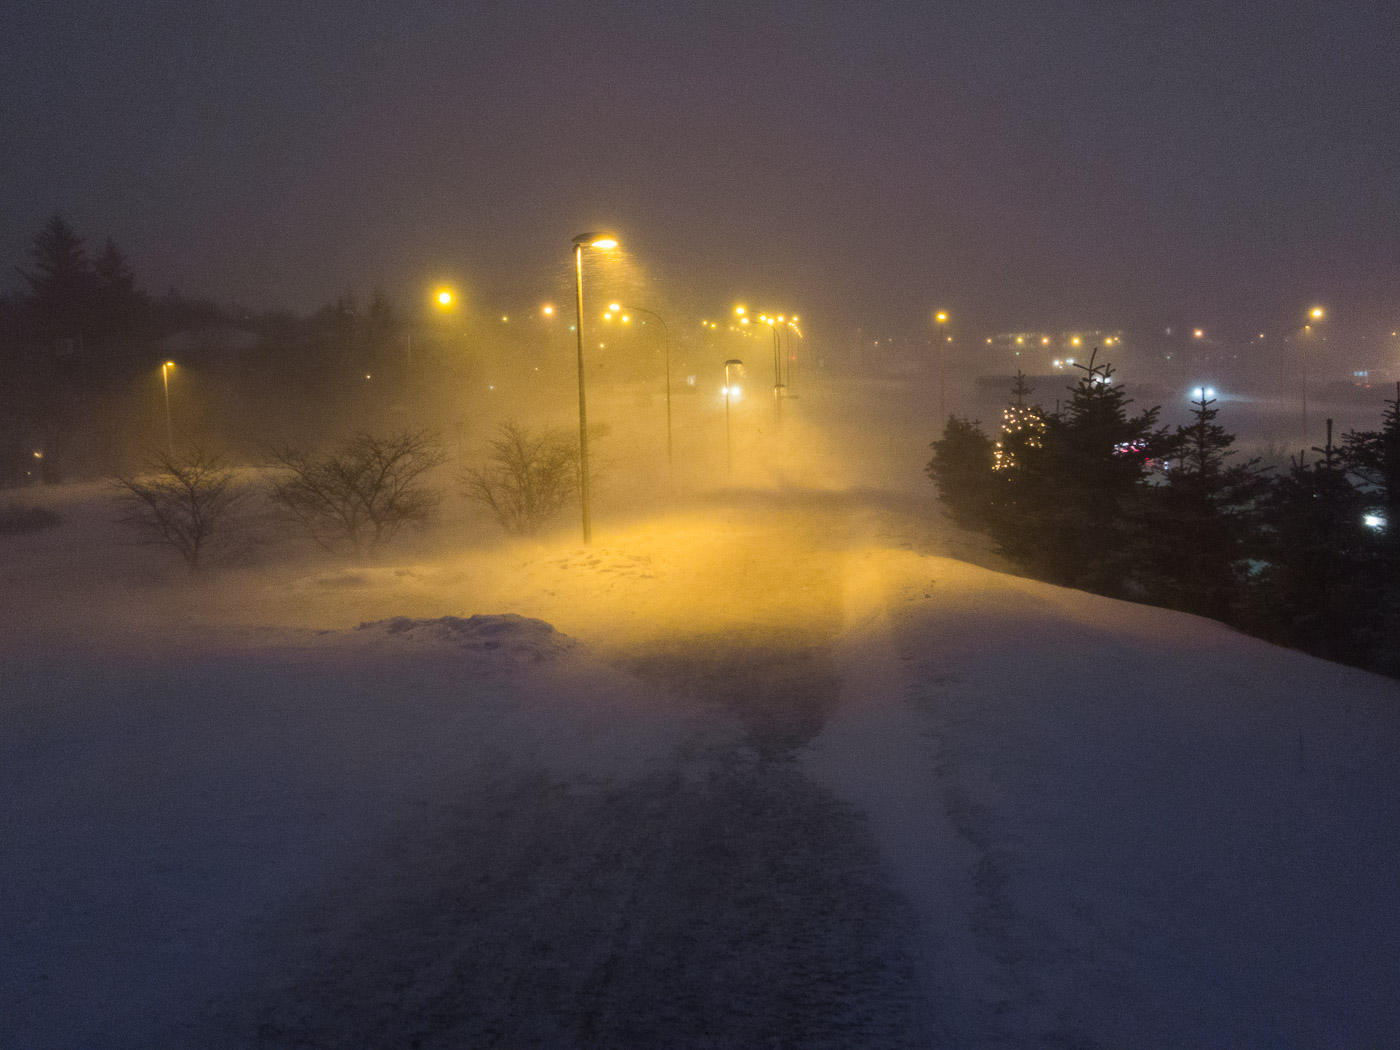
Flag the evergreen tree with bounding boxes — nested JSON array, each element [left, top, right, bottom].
[[363, 287, 399, 371], [90, 237, 152, 377], [1137, 390, 1270, 620], [1246, 421, 1383, 666], [17, 214, 94, 350], [990, 351, 1166, 594], [992, 371, 1045, 472], [926, 415, 997, 530], [1342, 382, 1400, 519]]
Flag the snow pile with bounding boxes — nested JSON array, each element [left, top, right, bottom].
[[357, 612, 578, 661]]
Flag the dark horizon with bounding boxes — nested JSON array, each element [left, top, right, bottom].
[[3, 2, 1397, 344]]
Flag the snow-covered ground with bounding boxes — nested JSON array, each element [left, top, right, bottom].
[[2, 376, 1398, 1048]]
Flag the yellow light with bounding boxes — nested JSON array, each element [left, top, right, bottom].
[[164, 360, 175, 368], [935, 311, 948, 323], [1071, 336, 1080, 346], [1042, 337, 1050, 345], [542, 305, 554, 315], [1016, 336, 1024, 344], [986, 338, 993, 344], [792, 315, 800, 322], [741, 317, 750, 325], [735, 306, 746, 316], [777, 315, 785, 323], [609, 303, 621, 311], [591, 238, 617, 249], [1310, 306, 1325, 320], [1194, 329, 1204, 338], [622, 315, 630, 323], [437, 290, 453, 307], [501, 315, 508, 322], [603, 313, 612, 320]]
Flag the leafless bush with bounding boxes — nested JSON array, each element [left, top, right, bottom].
[[461, 422, 579, 536], [116, 447, 250, 572], [268, 431, 444, 556]]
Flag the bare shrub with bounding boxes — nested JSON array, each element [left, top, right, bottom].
[[461, 422, 579, 536], [116, 447, 249, 572], [268, 431, 444, 556]]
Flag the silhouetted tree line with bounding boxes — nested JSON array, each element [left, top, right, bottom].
[[928, 352, 1400, 676], [0, 214, 458, 484]]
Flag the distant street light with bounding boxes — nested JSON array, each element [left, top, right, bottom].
[[571, 232, 618, 544], [724, 359, 743, 474], [935, 310, 949, 420], [161, 361, 175, 454], [1302, 306, 1326, 434], [609, 302, 673, 471], [747, 311, 784, 424]]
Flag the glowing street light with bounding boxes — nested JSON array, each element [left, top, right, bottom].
[[610, 301, 673, 470], [746, 311, 784, 422], [161, 361, 175, 454], [724, 358, 743, 473], [935, 310, 949, 419], [435, 288, 454, 308], [571, 231, 618, 544], [1301, 305, 1327, 433]]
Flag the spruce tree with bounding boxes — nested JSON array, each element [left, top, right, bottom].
[[993, 371, 1045, 472], [926, 415, 997, 530], [91, 237, 151, 378], [17, 214, 94, 350], [991, 351, 1165, 593], [1137, 390, 1270, 620], [1342, 382, 1400, 520], [1247, 421, 1382, 666]]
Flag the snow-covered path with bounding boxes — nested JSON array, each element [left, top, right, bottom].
[[4, 433, 1400, 1046]]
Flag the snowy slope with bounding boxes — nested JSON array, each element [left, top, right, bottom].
[[3, 379, 1398, 1048]]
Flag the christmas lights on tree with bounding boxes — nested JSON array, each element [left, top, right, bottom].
[[993, 371, 1044, 471]]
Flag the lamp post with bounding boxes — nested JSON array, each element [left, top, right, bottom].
[[608, 302, 673, 471], [1302, 306, 1325, 436], [571, 232, 618, 545], [724, 358, 743, 474], [161, 361, 175, 454], [746, 310, 784, 423], [935, 311, 949, 420], [784, 316, 801, 393]]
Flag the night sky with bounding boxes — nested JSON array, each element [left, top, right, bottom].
[[3, 1, 1396, 339]]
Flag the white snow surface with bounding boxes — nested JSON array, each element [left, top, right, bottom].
[[2, 379, 1399, 1048]]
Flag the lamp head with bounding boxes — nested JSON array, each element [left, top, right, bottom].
[[573, 231, 618, 249]]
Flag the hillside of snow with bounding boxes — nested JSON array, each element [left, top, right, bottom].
[[2, 376, 1397, 1048]]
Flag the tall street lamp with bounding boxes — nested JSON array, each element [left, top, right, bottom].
[[784, 316, 801, 393], [161, 360, 175, 454], [935, 311, 949, 420], [608, 302, 673, 471], [572, 232, 618, 545], [744, 309, 784, 424], [724, 358, 743, 474], [1302, 305, 1325, 435]]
